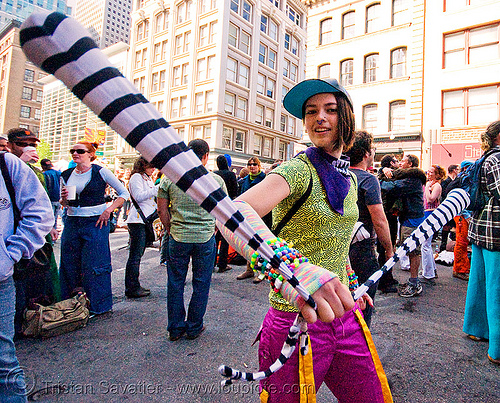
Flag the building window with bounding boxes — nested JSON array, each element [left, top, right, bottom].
[[22, 87, 33, 100], [171, 98, 179, 118], [34, 109, 41, 120], [267, 49, 276, 70], [366, 3, 381, 34], [24, 69, 34, 82], [391, 47, 406, 78], [364, 53, 379, 83], [290, 63, 298, 82], [207, 56, 215, 78], [320, 18, 332, 45], [342, 12, 355, 40], [236, 97, 248, 119], [199, 24, 208, 47], [256, 105, 264, 124], [287, 117, 295, 136], [151, 72, 159, 92], [257, 74, 265, 95], [279, 142, 288, 160], [173, 65, 181, 86], [224, 92, 236, 115], [197, 58, 207, 80], [362, 104, 378, 132], [159, 70, 166, 90], [269, 19, 278, 41], [318, 64, 330, 79], [228, 23, 238, 47], [389, 100, 406, 131], [36, 90, 43, 102], [20, 106, 31, 118], [280, 114, 287, 132], [443, 23, 499, 68], [136, 19, 149, 41], [223, 127, 246, 151], [154, 10, 168, 33], [239, 64, 249, 87], [179, 96, 187, 117], [181, 63, 189, 85], [259, 43, 267, 64], [265, 108, 274, 128], [200, 0, 216, 13], [177, 1, 192, 23], [227, 58, 237, 82], [263, 137, 272, 157], [443, 85, 499, 127], [266, 78, 275, 99], [340, 59, 353, 86], [254, 134, 262, 155], [392, 0, 409, 26], [260, 15, 268, 34], [231, 0, 252, 22], [209, 21, 217, 43], [153, 43, 161, 62], [286, 4, 302, 27]]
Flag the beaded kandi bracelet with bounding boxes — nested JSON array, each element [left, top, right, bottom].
[[249, 238, 308, 297]]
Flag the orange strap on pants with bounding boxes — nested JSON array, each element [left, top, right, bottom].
[[453, 216, 470, 274]]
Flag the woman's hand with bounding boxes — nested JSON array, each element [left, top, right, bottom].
[[60, 186, 69, 207], [298, 278, 355, 324], [356, 293, 374, 311], [96, 208, 112, 228]]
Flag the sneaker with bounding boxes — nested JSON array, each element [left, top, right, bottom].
[[398, 282, 423, 298]]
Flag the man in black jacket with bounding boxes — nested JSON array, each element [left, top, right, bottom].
[[213, 155, 238, 273], [381, 154, 426, 297]]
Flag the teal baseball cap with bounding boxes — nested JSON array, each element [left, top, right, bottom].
[[283, 78, 353, 119]]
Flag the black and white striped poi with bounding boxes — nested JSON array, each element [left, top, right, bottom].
[[19, 11, 316, 313], [354, 188, 470, 300]]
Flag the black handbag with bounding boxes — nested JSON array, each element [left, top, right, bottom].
[[0, 153, 52, 278], [130, 196, 158, 245]]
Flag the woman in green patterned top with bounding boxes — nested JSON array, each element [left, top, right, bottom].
[[237, 78, 392, 403]]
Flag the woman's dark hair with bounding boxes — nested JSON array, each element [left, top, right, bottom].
[[216, 154, 229, 170], [431, 165, 446, 181], [481, 120, 500, 152], [380, 154, 396, 168], [345, 131, 373, 166], [76, 141, 99, 161], [336, 95, 356, 152], [131, 156, 154, 176]]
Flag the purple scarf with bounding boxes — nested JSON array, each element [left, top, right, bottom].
[[304, 147, 351, 215]]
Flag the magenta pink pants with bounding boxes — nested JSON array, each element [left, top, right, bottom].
[[258, 305, 390, 403]]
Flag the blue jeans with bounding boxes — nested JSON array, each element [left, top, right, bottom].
[[0, 277, 27, 402], [59, 216, 112, 314], [125, 223, 147, 293], [166, 235, 216, 338], [463, 244, 500, 360]]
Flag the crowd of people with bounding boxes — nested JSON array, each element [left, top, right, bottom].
[[0, 77, 499, 401]]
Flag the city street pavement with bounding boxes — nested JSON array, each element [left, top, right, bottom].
[[16, 228, 499, 402]]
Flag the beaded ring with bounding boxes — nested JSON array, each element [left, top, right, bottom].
[[249, 238, 308, 296]]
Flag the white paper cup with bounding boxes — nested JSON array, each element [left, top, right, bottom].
[[22, 146, 38, 164], [66, 185, 77, 200]]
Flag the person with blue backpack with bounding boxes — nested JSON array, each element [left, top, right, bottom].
[[462, 120, 500, 366]]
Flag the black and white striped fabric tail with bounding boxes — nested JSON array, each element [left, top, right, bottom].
[[354, 188, 470, 301], [218, 314, 308, 386], [19, 11, 316, 311]]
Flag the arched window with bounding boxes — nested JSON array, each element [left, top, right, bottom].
[[366, 3, 381, 33], [363, 104, 378, 132], [389, 100, 406, 131], [137, 19, 149, 41], [342, 11, 355, 39], [340, 59, 353, 86], [391, 47, 407, 78], [318, 63, 330, 79], [319, 18, 332, 45], [364, 53, 379, 83]]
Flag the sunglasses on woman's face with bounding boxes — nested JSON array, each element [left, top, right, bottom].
[[69, 149, 88, 154], [247, 163, 258, 166]]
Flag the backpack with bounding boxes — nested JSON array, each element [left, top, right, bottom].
[[460, 148, 500, 212]]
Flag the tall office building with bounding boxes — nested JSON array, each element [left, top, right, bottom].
[[129, 0, 307, 169], [38, 41, 137, 168], [75, 0, 132, 48], [0, 20, 48, 134], [305, 0, 500, 168], [0, 0, 68, 29]]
